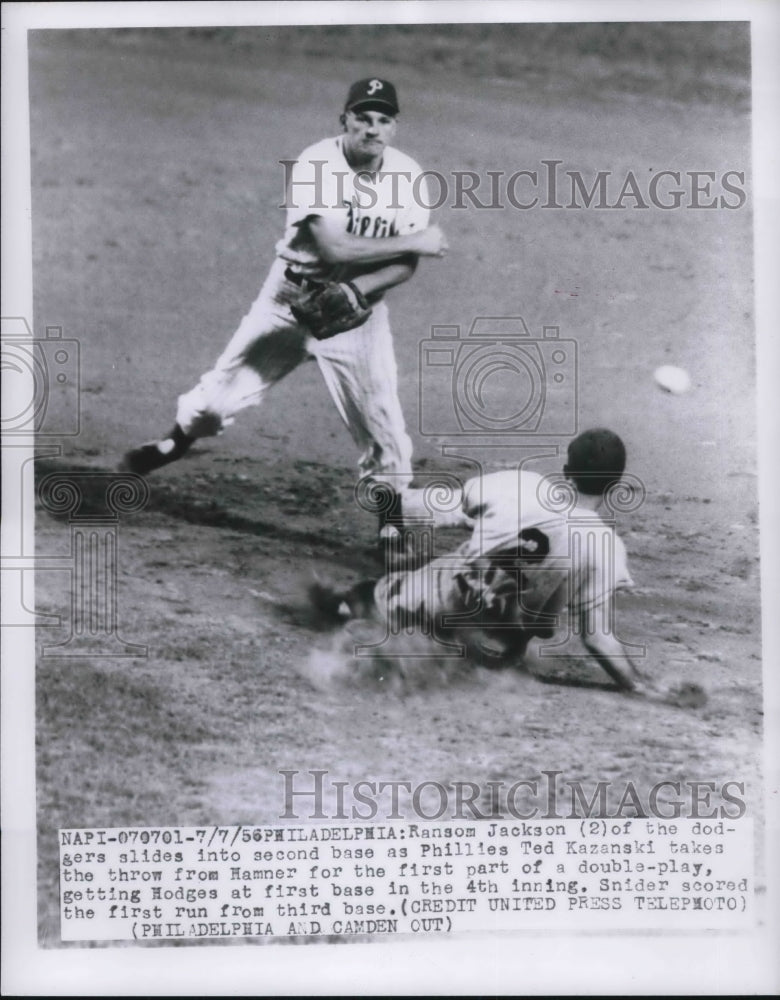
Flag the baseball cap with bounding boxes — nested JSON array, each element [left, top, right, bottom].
[[344, 78, 399, 115], [565, 428, 626, 495]]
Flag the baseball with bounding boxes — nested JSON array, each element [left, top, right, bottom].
[[654, 364, 691, 394]]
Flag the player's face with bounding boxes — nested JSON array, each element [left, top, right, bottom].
[[341, 108, 397, 166]]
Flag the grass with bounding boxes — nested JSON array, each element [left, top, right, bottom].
[[36, 22, 751, 109]]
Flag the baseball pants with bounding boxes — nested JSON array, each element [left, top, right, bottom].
[[373, 553, 556, 656], [175, 258, 414, 486]]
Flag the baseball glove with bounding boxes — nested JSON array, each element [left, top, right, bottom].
[[290, 280, 372, 341]]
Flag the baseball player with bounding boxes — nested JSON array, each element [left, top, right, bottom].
[[122, 78, 447, 541], [313, 428, 701, 702]]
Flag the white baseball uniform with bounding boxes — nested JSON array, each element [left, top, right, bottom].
[[375, 469, 633, 648], [175, 134, 431, 487]]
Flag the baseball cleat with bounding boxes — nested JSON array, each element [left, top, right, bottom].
[[120, 424, 193, 475], [377, 522, 421, 569], [378, 522, 403, 544], [307, 581, 354, 622], [308, 579, 378, 623]]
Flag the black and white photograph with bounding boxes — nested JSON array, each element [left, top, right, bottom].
[[2, 0, 778, 994]]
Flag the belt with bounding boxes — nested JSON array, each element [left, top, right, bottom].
[[285, 267, 321, 288]]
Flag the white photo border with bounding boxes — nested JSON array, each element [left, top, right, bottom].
[[2, 1, 778, 995]]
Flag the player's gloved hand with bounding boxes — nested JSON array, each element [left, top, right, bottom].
[[290, 280, 373, 341]]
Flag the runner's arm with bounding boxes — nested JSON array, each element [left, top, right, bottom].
[[580, 603, 659, 696]]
